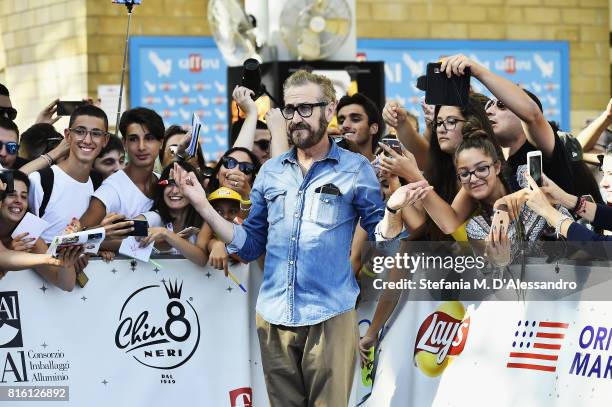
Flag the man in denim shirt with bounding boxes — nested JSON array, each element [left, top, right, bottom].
[[174, 71, 411, 406]]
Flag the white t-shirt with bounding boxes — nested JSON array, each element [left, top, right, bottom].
[[29, 165, 94, 243], [93, 170, 154, 219]]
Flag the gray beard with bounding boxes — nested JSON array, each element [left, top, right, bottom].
[[289, 117, 328, 149]]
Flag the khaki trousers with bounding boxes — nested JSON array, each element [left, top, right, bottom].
[[256, 310, 358, 407]]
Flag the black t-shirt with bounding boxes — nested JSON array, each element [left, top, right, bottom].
[[506, 133, 575, 195], [11, 156, 30, 170]]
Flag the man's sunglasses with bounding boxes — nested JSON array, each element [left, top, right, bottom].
[[222, 156, 256, 175], [0, 141, 19, 155], [0, 107, 17, 121], [254, 139, 270, 151], [485, 99, 506, 111]]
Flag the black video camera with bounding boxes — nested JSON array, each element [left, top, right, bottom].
[[241, 58, 264, 101], [416, 62, 471, 107]]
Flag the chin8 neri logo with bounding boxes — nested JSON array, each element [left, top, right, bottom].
[[115, 280, 200, 370]]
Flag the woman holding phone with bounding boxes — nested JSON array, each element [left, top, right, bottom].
[[411, 131, 569, 243], [379, 94, 499, 240], [523, 169, 612, 241]]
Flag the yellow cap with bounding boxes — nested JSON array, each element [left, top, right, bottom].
[[208, 187, 242, 203]]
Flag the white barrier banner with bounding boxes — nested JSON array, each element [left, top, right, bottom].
[[4, 258, 611, 406], [0, 258, 256, 407], [360, 263, 612, 406]]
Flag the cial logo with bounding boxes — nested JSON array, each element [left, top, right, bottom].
[[413, 301, 470, 377], [229, 387, 252, 407], [115, 280, 200, 369], [0, 291, 22, 348]]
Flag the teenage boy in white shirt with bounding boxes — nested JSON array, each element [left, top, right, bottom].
[[29, 104, 110, 243], [80, 107, 165, 227]]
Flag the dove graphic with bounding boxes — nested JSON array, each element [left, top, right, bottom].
[[402, 53, 424, 77], [213, 80, 226, 93], [178, 81, 190, 93], [164, 95, 176, 107], [148, 51, 172, 78], [198, 96, 210, 106], [144, 81, 156, 93], [179, 109, 190, 120], [534, 54, 554, 78], [214, 108, 227, 119]]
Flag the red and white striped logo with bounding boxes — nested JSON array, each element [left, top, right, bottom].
[[504, 56, 516, 74], [189, 54, 202, 73], [506, 320, 568, 373]]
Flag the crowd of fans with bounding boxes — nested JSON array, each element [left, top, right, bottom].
[[1, 55, 612, 288], [3, 54, 612, 405]]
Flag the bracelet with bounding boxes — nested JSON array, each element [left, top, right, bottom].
[[386, 204, 399, 214], [240, 200, 252, 211], [554, 215, 573, 239], [42, 153, 54, 166]]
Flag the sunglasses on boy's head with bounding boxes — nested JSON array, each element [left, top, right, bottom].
[[485, 99, 506, 111], [221, 156, 255, 175], [0, 107, 17, 121], [0, 141, 19, 155]]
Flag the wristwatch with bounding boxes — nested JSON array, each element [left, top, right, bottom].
[[386, 204, 399, 214]]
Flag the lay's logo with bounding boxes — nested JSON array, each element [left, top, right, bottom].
[[413, 301, 470, 377]]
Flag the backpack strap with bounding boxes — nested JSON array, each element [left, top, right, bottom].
[[38, 166, 54, 218], [90, 170, 103, 190]]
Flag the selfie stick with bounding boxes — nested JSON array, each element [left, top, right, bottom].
[[115, 1, 136, 135]]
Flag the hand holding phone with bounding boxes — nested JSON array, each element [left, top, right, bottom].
[[527, 150, 543, 188], [417, 62, 471, 107], [57, 101, 86, 116], [381, 138, 402, 156], [490, 207, 510, 244], [177, 226, 200, 238], [127, 220, 148, 237]]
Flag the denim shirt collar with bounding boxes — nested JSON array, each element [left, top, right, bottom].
[[281, 137, 341, 166]]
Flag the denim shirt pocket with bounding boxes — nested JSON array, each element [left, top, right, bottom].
[[264, 189, 286, 225], [310, 192, 340, 228]]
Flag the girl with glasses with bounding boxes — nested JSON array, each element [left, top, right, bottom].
[[379, 94, 500, 241], [415, 131, 569, 244]]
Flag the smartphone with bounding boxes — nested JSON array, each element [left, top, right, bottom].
[[333, 136, 350, 150], [583, 194, 594, 203], [128, 220, 149, 237], [423, 62, 471, 107], [114, 218, 148, 236], [381, 138, 402, 155], [178, 226, 200, 237], [527, 150, 543, 187], [57, 101, 86, 116], [0, 169, 14, 193]]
